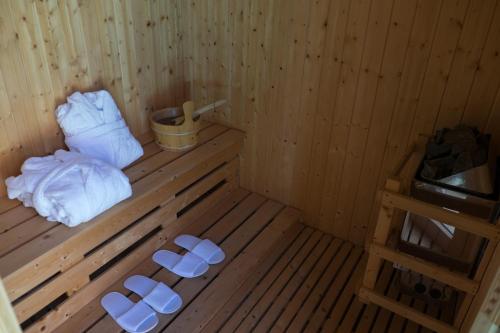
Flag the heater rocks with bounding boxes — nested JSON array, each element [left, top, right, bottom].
[[421, 125, 494, 195]]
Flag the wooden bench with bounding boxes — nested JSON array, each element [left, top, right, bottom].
[[0, 123, 245, 332]]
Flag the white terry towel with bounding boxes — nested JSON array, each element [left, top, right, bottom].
[[5, 150, 132, 227], [56, 90, 143, 169]]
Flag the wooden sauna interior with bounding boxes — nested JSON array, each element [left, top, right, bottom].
[[0, 0, 499, 332]]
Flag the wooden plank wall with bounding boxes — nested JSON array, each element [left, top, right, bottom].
[[1, 0, 500, 246], [0, 0, 185, 196], [180, 0, 500, 245]]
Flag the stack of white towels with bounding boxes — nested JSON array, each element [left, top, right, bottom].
[[6, 90, 144, 227]]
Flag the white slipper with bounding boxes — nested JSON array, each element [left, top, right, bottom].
[[101, 292, 158, 333], [124, 275, 182, 314], [153, 250, 209, 278], [174, 234, 225, 264]]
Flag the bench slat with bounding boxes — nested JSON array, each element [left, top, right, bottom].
[[0, 206, 38, 235], [125, 124, 228, 183], [0, 125, 228, 257], [86, 199, 289, 333], [0, 122, 216, 235], [0, 197, 21, 215], [37, 187, 250, 333], [14, 158, 239, 322], [1, 129, 244, 301], [0, 216, 55, 257]]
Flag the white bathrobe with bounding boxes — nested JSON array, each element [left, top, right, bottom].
[[56, 90, 143, 169], [6, 150, 132, 227]]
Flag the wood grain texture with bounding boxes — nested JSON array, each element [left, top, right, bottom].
[[57, 199, 447, 333], [180, 0, 500, 244], [1, 0, 500, 245], [0, 0, 186, 196]]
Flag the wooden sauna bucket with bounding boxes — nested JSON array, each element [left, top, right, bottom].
[[150, 101, 201, 151]]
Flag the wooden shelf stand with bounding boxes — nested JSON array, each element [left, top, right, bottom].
[[359, 140, 500, 333]]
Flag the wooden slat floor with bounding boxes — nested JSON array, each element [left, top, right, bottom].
[[54, 188, 453, 333]]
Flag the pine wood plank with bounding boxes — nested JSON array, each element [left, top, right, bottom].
[[287, 242, 353, 331], [0, 205, 37, 234], [321, 257, 367, 332], [388, 294, 420, 333], [359, 287, 458, 333], [0, 216, 55, 257], [254, 0, 288, 201], [52, 187, 250, 333], [333, 295, 366, 333], [34, 211, 453, 333], [435, 0, 497, 130], [0, 0, 184, 195], [368, 0, 443, 245], [355, 262, 395, 332], [14, 159, 239, 323], [0, 1, 47, 197], [243, 0, 274, 192], [462, 2, 500, 129], [370, 243, 478, 294], [304, 247, 364, 331], [1, 129, 243, 301], [0, 123, 226, 258], [370, 264, 401, 332], [202, 224, 308, 332], [382, 191, 499, 240], [349, 0, 418, 243], [267, 0, 311, 203], [253, 234, 333, 331], [0, 198, 21, 215], [25, 183, 243, 333], [408, 0, 470, 139], [361, 179, 401, 293], [165, 208, 302, 333], [485, 86, 500, 156], [218, 228, 315, 333], [288, 0, 333, 209], [272, 238, 343, 331], [27, 219, 169, 333], [319, 0, 373, 236], [3, 0, 500, 248], [88, 197, 282, 333], [125, 124, 228, 183], [302, 0, 351, 226], [342, 0, 394, 244], [422, 297, 441, 333], [230, 230, 324, 332]]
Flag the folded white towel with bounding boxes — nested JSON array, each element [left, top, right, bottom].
[[56, 90, 143, 169], [5, 150, 132, 227]]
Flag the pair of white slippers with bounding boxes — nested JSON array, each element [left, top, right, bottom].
[[100, 235, 225, 333]]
